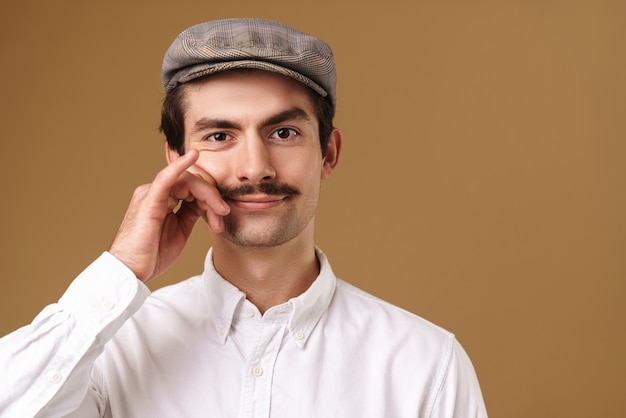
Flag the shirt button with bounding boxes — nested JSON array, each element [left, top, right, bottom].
[[244, 307, 255, 318], [101, 299, 115, 310], [218, 327, 227, 336], [294, 330, 305, 340], [252, 366, 264, 377], [48, 371, 62, 384]]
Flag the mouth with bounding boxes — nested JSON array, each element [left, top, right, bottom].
[[226, 194, 289, 211], [219, 183, 301, 212]]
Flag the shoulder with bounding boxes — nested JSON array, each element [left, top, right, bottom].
[[330, 279, 455, 348], [324, 280, 488, 412]]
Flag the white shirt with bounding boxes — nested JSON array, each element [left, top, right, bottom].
[[0, 249, 487, 417]]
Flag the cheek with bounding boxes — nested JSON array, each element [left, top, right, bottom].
[[193, 153, 232, 185], [291, 164, 325, 196], [278, 153, 323, 184]]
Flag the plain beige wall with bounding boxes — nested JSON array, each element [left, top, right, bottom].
[[1, 1, 625, 416]]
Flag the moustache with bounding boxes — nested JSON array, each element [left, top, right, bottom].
[[218, 183, 301, 200]]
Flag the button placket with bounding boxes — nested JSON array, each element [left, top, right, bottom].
[[239, 321, 288, 417]]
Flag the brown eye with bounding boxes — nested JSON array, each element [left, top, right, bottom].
[[272, 128, 298, 140], [207, 132, 229, 142], [277, 128, 291, 139]]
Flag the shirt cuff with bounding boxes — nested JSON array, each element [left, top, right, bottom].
[[58, 252, 151, 341]]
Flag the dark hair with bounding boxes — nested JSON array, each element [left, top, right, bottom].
[[160, 77, 335, 156]]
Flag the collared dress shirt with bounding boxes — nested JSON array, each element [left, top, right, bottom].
[[0, 249, 487, 417]]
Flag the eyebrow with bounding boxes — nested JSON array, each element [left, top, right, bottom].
[[190, 107, 312, 136], [261, 107, 311, 127]]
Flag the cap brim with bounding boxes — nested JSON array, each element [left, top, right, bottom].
[[166, 60, 328, 98]]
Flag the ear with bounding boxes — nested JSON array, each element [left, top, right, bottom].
[[165, 142, 182, 165], [321, 128, 342, 179]]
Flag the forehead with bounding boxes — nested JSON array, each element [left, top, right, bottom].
[[181, 69, 319, 122]]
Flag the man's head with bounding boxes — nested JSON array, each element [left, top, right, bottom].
[[158, 19, 341, 249], [159, 18, 337, 156]]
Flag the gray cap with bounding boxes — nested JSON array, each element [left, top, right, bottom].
[[161, 18, 336, 106]]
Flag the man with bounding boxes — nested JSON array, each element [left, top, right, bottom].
[[0, 18, 487, 417]]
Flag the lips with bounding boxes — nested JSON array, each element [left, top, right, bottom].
[[227, 194, 288, 211], [219, 183, 301, 211]]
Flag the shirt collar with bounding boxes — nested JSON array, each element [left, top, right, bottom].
[[202, 247, 337, 348]]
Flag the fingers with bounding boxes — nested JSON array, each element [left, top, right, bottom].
[[151, 150, 229, 232], [175, 199, 225, 233], [168, 171, 228, 214], [150, 149, 201, 201]]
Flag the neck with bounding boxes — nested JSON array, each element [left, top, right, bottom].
[[210, 226, 319, 314]]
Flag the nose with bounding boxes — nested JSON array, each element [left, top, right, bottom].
[[235, 135, 276, 184]]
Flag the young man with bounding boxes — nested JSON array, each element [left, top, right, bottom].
[[0, 19, 487, 417]]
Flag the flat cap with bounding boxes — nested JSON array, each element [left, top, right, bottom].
[[162, 18, 336, 106]]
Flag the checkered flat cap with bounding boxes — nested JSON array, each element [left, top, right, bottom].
[[162, 18, 336, 106]]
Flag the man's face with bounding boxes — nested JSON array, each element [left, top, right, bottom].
[[173, 70, 338, 248]]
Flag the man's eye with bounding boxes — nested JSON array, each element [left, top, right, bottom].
[[207, 132, 229, 142], [272, 128, 298, 140]]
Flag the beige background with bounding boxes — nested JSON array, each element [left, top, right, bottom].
[[1, 1, 625, 416]]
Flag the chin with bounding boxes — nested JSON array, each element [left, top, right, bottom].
[[221, 221, 301, 249], [223, 233, 294, 249]]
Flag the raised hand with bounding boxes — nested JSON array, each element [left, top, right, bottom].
[[108, 149, 229, 282]]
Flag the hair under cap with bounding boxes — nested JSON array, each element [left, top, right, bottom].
[[161, 18, 337, 106]]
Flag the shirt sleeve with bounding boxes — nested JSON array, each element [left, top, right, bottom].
[[428, 337, 489, 418], [0, 252, 150, 418]]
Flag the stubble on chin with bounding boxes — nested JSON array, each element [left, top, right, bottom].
[[220, 207, 300, 248]]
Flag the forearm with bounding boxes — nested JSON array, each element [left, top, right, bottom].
[[0, 252, 150, 418]]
